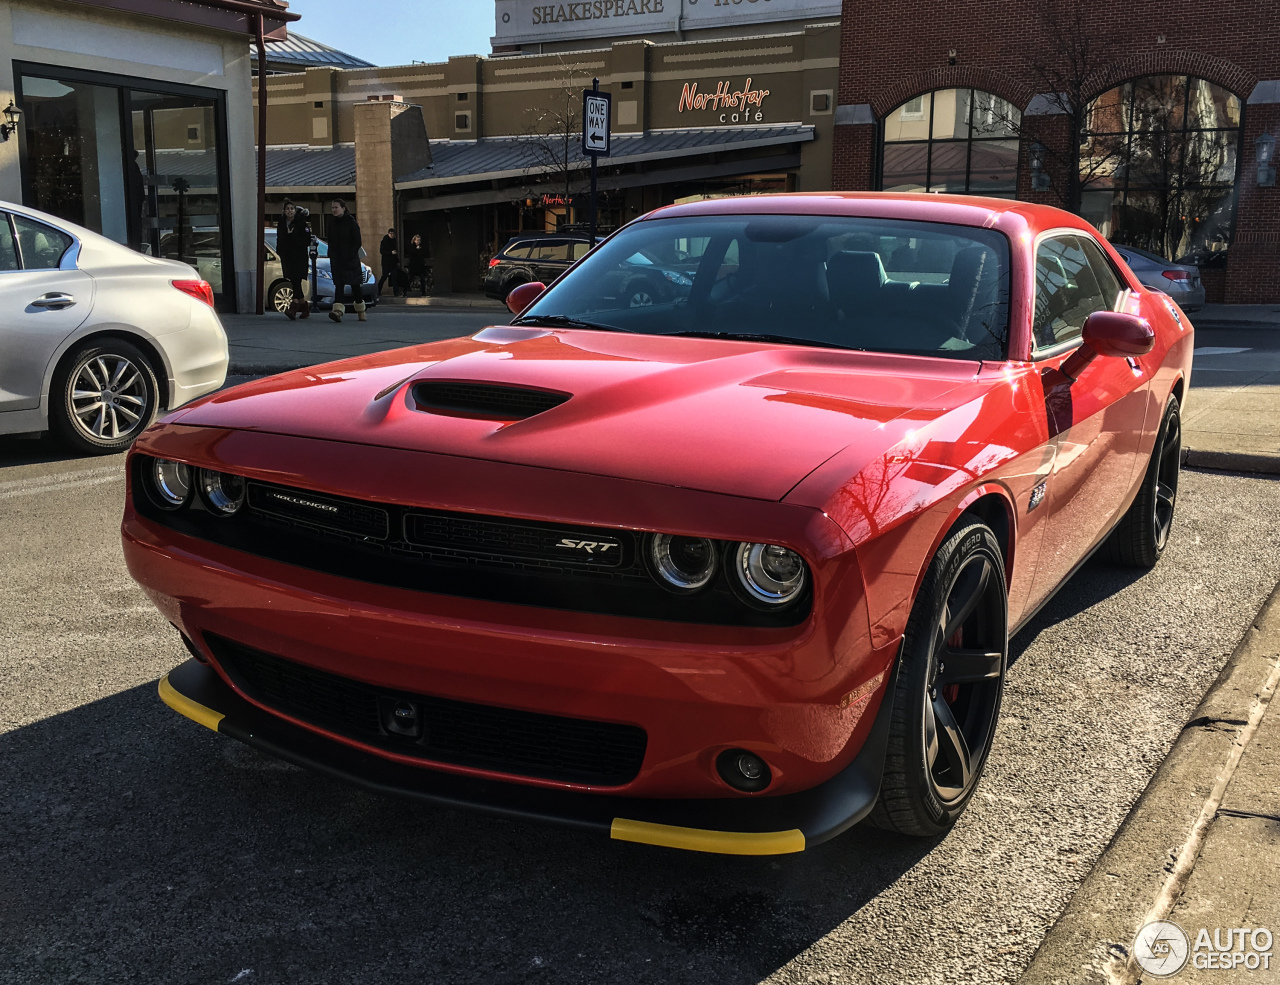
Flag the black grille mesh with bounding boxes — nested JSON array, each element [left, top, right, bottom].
[[413, 381, 570, 419], [207, 634, 648, 786]]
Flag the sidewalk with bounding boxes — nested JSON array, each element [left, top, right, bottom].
[[1020, 587, 1280, 984], [1186, 306, 1280, 474]]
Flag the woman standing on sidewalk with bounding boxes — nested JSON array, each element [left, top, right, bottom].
[[275, 200, 311, 321], [327, 199, 366, 322], [406, 233, 428, 297]]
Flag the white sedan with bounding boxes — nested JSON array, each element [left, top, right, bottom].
[[0, 201, 228, 454]]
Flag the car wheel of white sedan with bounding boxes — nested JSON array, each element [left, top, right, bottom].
[[52, 339, 159, 454], [270, 282, 294, 313]]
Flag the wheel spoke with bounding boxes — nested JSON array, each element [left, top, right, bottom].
[[109, 359, 131, 388], [116, 393, 145, 408], [1155, 482, 1176, 509], [115, 404, 140, 424], [75, 400, 103, 420], [929, 694, 973, 790], [71, 389, 100, 402], [117, 370, 141, 394], [79, 363, 102, 390], [937, 648, 1002, 685], [942, 557, 991, 641], [91, 404, 106, 436], [94, 358, 113, 390]]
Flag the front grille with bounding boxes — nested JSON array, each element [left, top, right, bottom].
[[206, 634, 647, 786], [413, 381, 570, 420], [248, 483, 390, 541], [404, 509, 624, 568]]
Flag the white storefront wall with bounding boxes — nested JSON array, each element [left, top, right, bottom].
[[0, 1, 257, 311]]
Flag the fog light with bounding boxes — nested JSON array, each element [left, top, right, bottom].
[[648, 533, 717, 592], [145, 457, 192, 510], [197, 469, 246, 516], [732, 542, 807, 606], [716, 748, 772, 793]]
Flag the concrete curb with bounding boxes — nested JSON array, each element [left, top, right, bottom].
[[1017, 581, 1280, 985], [1184, 447, 1280, 476]]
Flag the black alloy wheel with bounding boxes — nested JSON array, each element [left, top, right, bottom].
[[1107, 394, 1181, 567], [871, 518, 1008, 836], [50, 338, 160, 455]]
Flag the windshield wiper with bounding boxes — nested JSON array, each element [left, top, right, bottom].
[[666, 331, 853, 351], [513, 314, 629, 332]]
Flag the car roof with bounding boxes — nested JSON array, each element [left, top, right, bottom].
[[642, 191, 1092, 236]]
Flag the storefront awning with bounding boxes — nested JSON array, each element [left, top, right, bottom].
[[396, 123, 816, 190]]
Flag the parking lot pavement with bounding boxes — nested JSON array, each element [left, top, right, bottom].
[[2, 444, 1280, 984], [221, 307, 503, 374]]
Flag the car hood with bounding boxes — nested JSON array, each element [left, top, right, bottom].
[[167, 328, 988, 501]]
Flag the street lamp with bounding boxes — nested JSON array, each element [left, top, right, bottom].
[[1257, 132, 1276, 187], [1029, 141, 1051, 191], [0, 101, 22, 141]]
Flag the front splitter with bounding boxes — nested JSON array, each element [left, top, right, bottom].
[[159, 657, 896, 855]]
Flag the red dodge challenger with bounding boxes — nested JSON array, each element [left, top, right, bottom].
[[125, 194, 1192, 855]]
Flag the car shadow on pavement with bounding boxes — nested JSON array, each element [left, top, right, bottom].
[[0, 682, 937, 985], [0, 433, 99, 468]]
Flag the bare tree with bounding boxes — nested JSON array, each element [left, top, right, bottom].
[[519, 57, 593, 214]]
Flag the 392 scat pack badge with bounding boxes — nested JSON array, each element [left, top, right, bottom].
[[128, 193, 1193, 854]]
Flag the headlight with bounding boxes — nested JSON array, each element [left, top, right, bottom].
[[647, 533, 717, 593], [197, 469, 246, 516], [732, 543, 807, 606], [317, 268, 333, 282], [662, 269, 693, 287], [144, 458, 192, 510]]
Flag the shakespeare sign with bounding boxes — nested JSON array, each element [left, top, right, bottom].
[[678, 78, 771, 123]]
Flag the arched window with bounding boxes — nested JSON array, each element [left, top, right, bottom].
[[880, 89, 1021, 196], [1081, 76, 1241, 263]]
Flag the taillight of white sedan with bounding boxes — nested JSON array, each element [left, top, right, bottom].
[[0, 201, 228, 454]]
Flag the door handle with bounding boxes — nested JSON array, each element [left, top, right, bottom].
[[31, 292, 75, 310]]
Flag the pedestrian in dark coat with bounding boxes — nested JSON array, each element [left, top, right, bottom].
[[326, 199, 365, 322], [406, 233, 428, 297], [377, 228, 400, 296], [275, 199, 312, 320]]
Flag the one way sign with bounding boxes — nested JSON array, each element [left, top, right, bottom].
[[582, 89, 611, 157]]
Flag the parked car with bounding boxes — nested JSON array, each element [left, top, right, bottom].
[[0, 201, 226, 454], [483, 232, 602, 301], [263, 231, 376, 312], [130, 194, 1191, 854], [1111, 243, 1205, 312]]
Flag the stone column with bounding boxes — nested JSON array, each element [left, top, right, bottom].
[[354, 100, 396, 252]]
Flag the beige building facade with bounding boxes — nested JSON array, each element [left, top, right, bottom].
[[255, 21, 839, 292]]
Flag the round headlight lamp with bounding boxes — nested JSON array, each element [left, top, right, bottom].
[[197, 469, 246, 516], [146, 458, 192, 510], [647, 533, 717, 593], [732, 542, 808, 606]]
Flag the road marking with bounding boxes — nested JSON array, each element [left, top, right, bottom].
[[1193, 346, 1252, 355], [0, 465, 123, 500]]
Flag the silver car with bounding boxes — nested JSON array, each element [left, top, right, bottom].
[[1112, 244, 1206, 312], [0, 201, 228, 454], [262, 231, 377, 312]]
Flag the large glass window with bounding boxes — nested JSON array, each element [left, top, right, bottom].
[[17, 67, 231, 301], [517, 214, 1012, 361], [1080, 76, 1241, 264], [881, 89, 1021, 197]]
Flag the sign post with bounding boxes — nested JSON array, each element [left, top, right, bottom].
[[582, 79, 611, 248]]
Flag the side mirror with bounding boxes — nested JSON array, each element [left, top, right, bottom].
[[1060, 311, 1154, 381], [506, 281, 546, 316]]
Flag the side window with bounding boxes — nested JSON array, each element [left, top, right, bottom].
[[0, 217, 18, 272], [1033, 236, 1109, 350], [504, 243, 533, 260], [13, 216, 72, 270], [1076, 236, 1123, 311], [570, 241, 591, 260]]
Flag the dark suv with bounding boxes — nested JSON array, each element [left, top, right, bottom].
[[484, 233, 600, 300]]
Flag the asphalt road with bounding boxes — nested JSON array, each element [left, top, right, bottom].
[[2, 435, 1280, 984]]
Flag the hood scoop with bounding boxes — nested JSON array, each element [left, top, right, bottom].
[[412, 380, 571, 421]]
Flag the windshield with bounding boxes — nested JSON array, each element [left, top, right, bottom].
[[519, 214, 1012, 359]]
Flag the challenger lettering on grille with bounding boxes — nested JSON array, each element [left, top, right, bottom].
[[267, 491, 340, 513]]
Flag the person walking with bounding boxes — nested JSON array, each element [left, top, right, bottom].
[[406, 233, 428, 297], [275, 199, 312, 320], [377, 227, 400, 297], [326, 199, 365, 322]]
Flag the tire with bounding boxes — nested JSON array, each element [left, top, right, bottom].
[[50, 339, 160, 455], [622, 279, 659, 308], [269, 281, 293, 313], [1106, 394, 1181, 568], [870, 517, 1008, 836]]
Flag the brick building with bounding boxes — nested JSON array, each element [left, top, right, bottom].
[[831, 1, 1279, 303]]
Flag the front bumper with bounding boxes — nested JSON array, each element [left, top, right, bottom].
[[160, 654, 896, 855]]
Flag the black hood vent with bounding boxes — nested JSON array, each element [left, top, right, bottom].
[[412, 381, 570, 420]]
